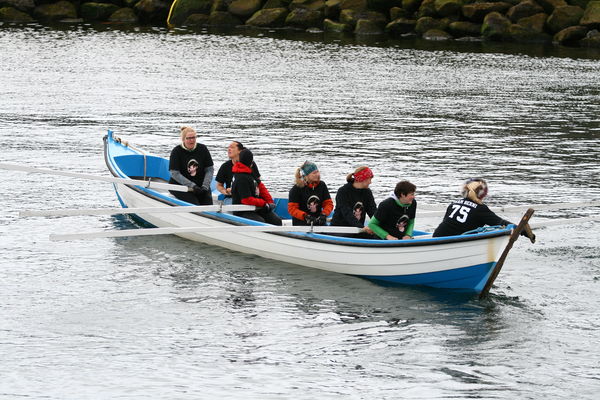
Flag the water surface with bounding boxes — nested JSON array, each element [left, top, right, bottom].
[[1, 25, 599, 399]]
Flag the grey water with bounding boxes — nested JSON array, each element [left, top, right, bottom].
[[1, 24, 599, 399]]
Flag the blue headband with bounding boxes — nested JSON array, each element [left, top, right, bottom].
[[300, 161, 318, 177]]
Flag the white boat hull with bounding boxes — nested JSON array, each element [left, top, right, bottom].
[[112, 181, 510, 292], [105, 130, 513, 292]]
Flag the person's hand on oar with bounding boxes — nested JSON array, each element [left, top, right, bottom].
[[192, 185, 209, 196]]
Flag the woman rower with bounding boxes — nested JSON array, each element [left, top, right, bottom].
[[215, 141, 260, 198], [330, 166, 377, 237], [231, 149, 281, 225], [433, 178, 519, 237], [168, 126, 214, 205], [368, 180, 417, 240], [288, 161, 333, 226]]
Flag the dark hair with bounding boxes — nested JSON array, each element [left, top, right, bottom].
[[233, 141, 244, 151], [239, 148, 253, 167], [394, 180, 416, 197]]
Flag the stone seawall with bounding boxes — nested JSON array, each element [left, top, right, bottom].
[[1, 0, 599, 48]]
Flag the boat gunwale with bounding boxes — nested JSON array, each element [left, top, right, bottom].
[[103, 133, 513, 248]]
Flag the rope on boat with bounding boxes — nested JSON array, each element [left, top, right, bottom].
[[461, 225, 504, 235], [114, 134, 148, 181]]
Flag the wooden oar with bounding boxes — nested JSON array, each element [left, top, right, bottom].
[[418, 200, 600, 215], [49, 225, 363, 241], [493, 200, 600, 213], [479, 208, 535, 299], [0, 162, 190, 193], [529, 215, 600, 229], [20, 204, 257, 217]]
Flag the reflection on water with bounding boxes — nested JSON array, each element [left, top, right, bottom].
[[1, 25, 600, 399]]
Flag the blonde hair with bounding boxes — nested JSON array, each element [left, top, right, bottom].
[[346, 166, 370, 183], [462, 178, 488, 204], [294, 167, 306, 188], [294, 161, 319, 188], [180, 126, 196, 142]]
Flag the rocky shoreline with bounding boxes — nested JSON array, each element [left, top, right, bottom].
[[1, 0, 600, 48]]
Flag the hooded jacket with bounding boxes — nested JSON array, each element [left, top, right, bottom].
[[231, 162, 273, 208]]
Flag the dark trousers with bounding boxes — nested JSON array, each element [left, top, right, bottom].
[[170, 190, 213, 205], [236, 210, 282, 226]]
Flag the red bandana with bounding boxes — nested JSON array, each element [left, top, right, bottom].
[[354, 167, 374, 182]]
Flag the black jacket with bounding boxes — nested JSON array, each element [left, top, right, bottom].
[[330, 182, 377, 227], [433, 198, 512, 237]]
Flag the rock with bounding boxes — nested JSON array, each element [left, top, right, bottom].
[[108, 7, 138, 22], [246, 7, 288, 26], [536, 0, 568, 13], [134, 0, 171, 25], [33, 1, 77, 21], [323, 16, 350, 30], [553, 24, 588, 42], [422, 28, 452, 39], [355, 17, 385, 33], [339, 0, 368, 11], [385, 17, 416, 34], [81, 2, 120, 21], [580, 28, 600, 46], [86, 0, 124, 5], [448, 20, 481, 37], [323, 0, 341, 18], [228, 0, 262, 19], [0, 6, 34, 21], [580, 0, 600, 28], [481, 11, 512, 40], [402, 0, 420, 13], [390, 7, 408, 20], [209, 0, 227, 12], [415, 15, 448, 34], [367, 0, 401, 13], [208, 10, 242, 25], [263, 0, 288, 8], [506, 0, 544, 22], [284, 7, 322, 28], [418, 0, 436, 18], [360, 10, 388, 26], [182, 12, 210, 26], [434, 0, 462, 17], [509, 22, 552, 41], [566, 0, 589, 8], [338, 8, 353, 24], [462, 2, 512, 22], [290, 0, 326, 11], [516, 12, 547, 31], [339, 9, 387, 27], [2, 0, 34, 12], [546, 5, 584, 32]]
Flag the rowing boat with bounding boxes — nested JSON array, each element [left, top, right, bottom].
[[104, 130, 517, 293]]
